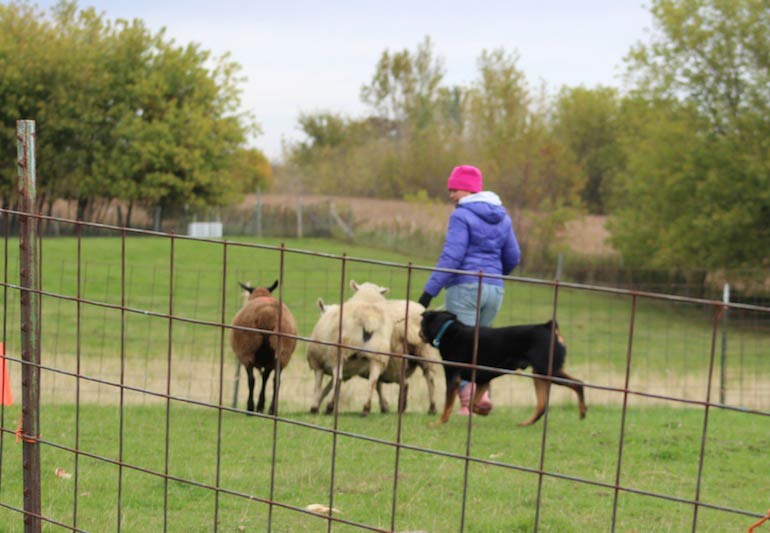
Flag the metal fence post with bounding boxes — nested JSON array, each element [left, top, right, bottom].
[[17, 119, 41, 532], [296, 194, 303, 239], [255, 186, 262, 238], [719, 283, 729, 405]]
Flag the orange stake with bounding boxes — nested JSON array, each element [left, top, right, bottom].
[[0, 342, 12, 406], [749, 510, 770, 533]]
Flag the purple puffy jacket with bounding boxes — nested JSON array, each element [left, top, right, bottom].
[[423, 191, 520, 297]]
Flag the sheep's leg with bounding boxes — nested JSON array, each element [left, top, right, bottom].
[[310, 370, 330, 414], [257, 367, 272, 413], [397, 382, 409, 414], [362, 360, 385, 417], [267, 366, 280, 416], [325, 365, 342, 415], [318, 377, 334, 407], [376, 381, 390, 413], [246, 364, 256, 412], [420, 363, 438, 415]]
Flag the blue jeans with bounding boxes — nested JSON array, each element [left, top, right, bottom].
[[445, 282, 504, 328], [446, 283, 504, 399]]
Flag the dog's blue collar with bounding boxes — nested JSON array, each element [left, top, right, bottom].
[[432, 319, 454, 348]]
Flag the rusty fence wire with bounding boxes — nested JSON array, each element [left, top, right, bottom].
[[0, 209, 768, 531]]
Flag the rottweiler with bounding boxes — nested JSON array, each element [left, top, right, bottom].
[[420, 310, 587, 426]]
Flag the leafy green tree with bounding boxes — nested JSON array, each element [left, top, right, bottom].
[[360, 36, 445, 131], [0, 0, 255, 226], [614, 0, 770, 269], [466, 49, 583, 212], [551, 86, 624, 214]]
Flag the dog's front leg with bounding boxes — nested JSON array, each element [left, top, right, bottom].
[[519, 377, 550, 427], [554, 369, 587, 420], [436, 373, 461, 424]]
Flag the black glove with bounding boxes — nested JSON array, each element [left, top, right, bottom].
[[418, 291, 432, 309]]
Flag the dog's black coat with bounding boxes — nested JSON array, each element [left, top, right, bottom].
[[420, 309, 586, 425], [421, 310, 565, 379]]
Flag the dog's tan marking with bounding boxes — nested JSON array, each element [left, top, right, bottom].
[[438, 381, 460, 424], [555, 369, 587, 419], [519, 377, 550, 427]]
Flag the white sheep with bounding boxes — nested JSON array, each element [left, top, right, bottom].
[[384, 299, 439, 414], [306, 283, 439, 415], [305, 280, 393, 416], [230, 280, 297, 414]]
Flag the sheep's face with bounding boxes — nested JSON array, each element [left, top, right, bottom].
[[350, 280, 389, 296]]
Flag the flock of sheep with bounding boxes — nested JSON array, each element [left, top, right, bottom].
[[229, 279, 440, 416]]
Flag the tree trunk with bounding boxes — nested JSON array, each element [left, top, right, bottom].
[[76, 197, 88, 222]]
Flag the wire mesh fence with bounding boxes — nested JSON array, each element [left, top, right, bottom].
[[0, 209, 768, 531]]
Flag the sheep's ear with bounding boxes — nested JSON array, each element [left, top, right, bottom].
[[238, 282, 254, 293], [350, 280, 359, 291], [267, 280, 279, 293], [379, 285, 389, 295], [317, 298, 325, 312]]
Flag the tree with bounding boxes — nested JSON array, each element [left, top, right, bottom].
[[551, 86, 624, 214], [360, 36, 445, 131], [0, 0, 255, 225], [614, 0, 770, 269], [227, 148, 273, 194]]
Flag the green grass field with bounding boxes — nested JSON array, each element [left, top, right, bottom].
[[0, 403, 766, 531], [0, 234, 768, 531], [0, 235, 766, 408]]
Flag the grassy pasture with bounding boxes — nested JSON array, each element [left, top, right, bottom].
[[0, 234, 768, 530], [0, 404, 767, 531], [0, 235, 767, 409]]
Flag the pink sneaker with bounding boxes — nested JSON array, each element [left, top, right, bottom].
[[457, 382, 475, 414], [458, 405, 471, 416], [473, 390, 493, 416]]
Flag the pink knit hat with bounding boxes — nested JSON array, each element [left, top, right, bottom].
[[447, 165, 483, 193]]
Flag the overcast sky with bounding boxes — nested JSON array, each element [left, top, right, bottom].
[[35, 0, 654, 161]]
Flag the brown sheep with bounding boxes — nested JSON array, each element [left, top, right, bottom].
[[230, 280, 297, 414]]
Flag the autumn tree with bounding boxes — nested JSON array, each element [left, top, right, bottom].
[[614, 0, 770, 269]]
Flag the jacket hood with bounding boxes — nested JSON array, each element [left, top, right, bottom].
[[457, 191, 506, 224]]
